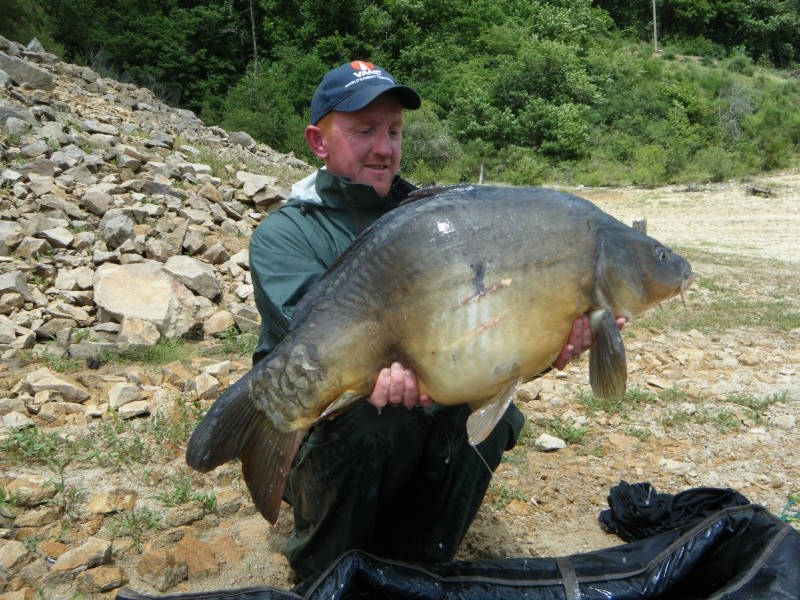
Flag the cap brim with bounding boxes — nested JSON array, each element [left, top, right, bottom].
[[331, 85, 421, 114]]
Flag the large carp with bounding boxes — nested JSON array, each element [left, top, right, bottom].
[[186, 185, 694, 524]]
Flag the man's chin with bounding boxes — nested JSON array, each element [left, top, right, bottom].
[[363, 176, 394, 198]]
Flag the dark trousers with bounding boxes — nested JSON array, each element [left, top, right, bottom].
[[282, 401, 525, 579]]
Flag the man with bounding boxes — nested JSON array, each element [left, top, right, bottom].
[[249, 60, 613, 579]]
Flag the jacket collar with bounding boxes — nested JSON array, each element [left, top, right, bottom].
[[289, 168, 415, 212]]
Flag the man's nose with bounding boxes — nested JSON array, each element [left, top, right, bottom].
[[372, 129, 394, 156]]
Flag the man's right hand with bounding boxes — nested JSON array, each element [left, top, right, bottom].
[[369, 362, 433, 410]]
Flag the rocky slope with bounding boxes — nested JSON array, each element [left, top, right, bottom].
[[1, 36, 798, 600], [1, 35, 313, 598]]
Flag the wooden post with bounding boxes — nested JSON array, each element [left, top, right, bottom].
[[652, 0, 659, 54]]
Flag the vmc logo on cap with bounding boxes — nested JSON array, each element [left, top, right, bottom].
[[309, 60, 421, 125], [350, 60, 379, 76]]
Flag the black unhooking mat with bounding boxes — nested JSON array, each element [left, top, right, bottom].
[[117, 498, 800, 600]]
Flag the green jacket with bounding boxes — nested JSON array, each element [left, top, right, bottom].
[[249, 168, 417, 364]]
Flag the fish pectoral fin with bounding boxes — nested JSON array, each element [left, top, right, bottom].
[[318, 390, 367, 422], [240, 423, 306, 525], [588, 308, 627, 401], [466, 379, 520, 446]]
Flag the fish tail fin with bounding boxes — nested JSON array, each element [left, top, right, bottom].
[[588, 308, 627, 400], [240, 425, 307, 524], [186, 371, 256, 472], [186, 368, 308, 524]]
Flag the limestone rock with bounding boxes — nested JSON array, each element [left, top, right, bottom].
[[117, 316, 161, 351], [136, 548, 187, 592], [75, 565, 129, 593], [86, 489, 138, 514], [94, 261, 196, 337], [0, 52, 55, 90], [48, 537, 113, 580], [108, 382, 141, 408], [0, 539, 29, 571], [534, 433, 567, 452], [163, 255, 220, 300], [24, 368, 90, 402], [204, 310, 236, 336]]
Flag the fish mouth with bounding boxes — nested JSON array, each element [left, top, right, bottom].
[[677, 271, 696, 307]]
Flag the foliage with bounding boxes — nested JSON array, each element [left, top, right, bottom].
[[549, 416, 587, 444], [7, 0, 800, 186], [0, 0, 65, 55], [104, 508, 162, 551]]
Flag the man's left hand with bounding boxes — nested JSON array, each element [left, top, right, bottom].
[[553, 315, 626, 370]]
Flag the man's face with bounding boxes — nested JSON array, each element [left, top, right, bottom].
[[308, 93, 404, 198]]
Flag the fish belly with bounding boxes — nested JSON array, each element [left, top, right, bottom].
[[396, 276, 585, 404]]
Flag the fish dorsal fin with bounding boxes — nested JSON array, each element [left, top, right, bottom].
[[400, 184, 476, 206], [318, 390, 367, 422], [466, 379, 520, 446], [588, 309, 627, 400]]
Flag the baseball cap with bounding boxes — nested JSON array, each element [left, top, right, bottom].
[[310, 60, 421, 125]]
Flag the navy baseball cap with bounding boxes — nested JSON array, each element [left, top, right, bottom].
[[310, 60, 421, 125]]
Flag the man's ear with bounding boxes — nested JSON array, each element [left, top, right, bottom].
[[305, 126, 328, 160]]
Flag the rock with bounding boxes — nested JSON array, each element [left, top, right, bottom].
[[14, 506, 60, 528], [230, 302, 260, 333], [0, 52, 55, 90], [162, 502, 205, 527], [193, 372, 221, 400], [198, 181, 223, 203], [5, 116, 34, 136], [4, 476, 57, 506], [182, 228, 207, 255], [136, 548, 187, 592], [1, 104, 37, 132], [173, 536, 221, 575], [0, 220, 25, 255], [0, 271, 33, 302], [163, 254, 220, 300], [22, 368, 90, 402], [236, 170, 277, 197], [0, 539, 29, 571], [48, 537, 113, 580], [0, 410, 36, 439], [75, 565, 129, 593], [94, 261, 196, 337], [80, 187, 113, 216], [204, 310, 236, 336], [117, 400, 151, 419], [229, 130, 256, 149], [35, 402, 86, 423], [204, 360, 231, 378], [108, 382, 141, 408], [98, 210, 136, 249], [769, 414, 796, 430], [86, 489, 138, 514], [15, 236, 52, 258], [81, 119, 120, 136], [534, 433, 567, 452], [202, 242, 229, 264], [117, 316, 161, 350]]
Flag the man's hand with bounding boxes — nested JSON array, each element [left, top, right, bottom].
[[552, 315, 627, 370], [369, 362, 433, 410]]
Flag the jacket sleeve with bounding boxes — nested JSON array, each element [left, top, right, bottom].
[[249, 210, 329, 363]]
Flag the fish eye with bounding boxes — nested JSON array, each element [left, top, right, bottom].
[[654, 246, 670, 261]]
